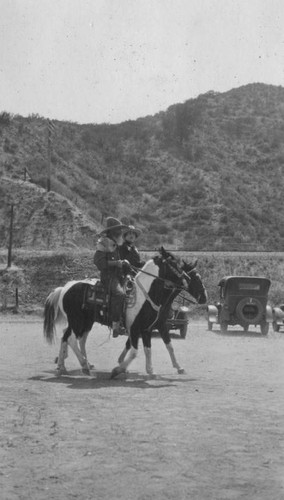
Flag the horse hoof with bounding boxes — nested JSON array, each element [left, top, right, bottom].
[[148, 372, 157, 379], [110, 366, 125, 379], [88, 364, 95, 370], [178, 368, 186, 374], [82, 367, 90, 376], [56, 367, 67, 376]]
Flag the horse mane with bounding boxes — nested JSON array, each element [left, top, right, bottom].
[[135, 259, 159, 282]]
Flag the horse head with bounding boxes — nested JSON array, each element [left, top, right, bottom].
[[182, 259, 207, 304], [153, 247, 189, 289], [152, 247, 207, 304]]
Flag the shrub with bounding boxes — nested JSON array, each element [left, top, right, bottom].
[[149, 223, 169, 235], [0, 111, 12, 126], [4, 138, 17, 154]]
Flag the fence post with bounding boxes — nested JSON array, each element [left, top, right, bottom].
[[7, 204, 14, 268], [15, 287, 19, 311]]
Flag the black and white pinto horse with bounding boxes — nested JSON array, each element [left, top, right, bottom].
[[112, 254, 207, 378], [43, 247, 207, 378]]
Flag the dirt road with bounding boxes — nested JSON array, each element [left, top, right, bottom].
[[0, 317, 283, 500]]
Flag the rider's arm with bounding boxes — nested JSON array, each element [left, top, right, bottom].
[[108, 260, 123, 267], [132, 247, 145, 268], [94, 250, 123, 271]]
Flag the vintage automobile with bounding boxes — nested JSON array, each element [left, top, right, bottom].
[[165, 295, 190, 338], [207, 276, 273, 334], [272, 304, 284, 332]]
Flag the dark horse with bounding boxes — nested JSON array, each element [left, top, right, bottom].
[[43, 247, 207, 377]]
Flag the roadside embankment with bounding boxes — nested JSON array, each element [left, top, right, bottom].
[[0, 250, 283, 314]]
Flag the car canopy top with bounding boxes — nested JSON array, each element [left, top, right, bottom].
[[218, 276, 271, 296]]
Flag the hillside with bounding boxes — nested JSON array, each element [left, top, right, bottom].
[[0, 83, 284, 250], [0, 177, 98, 249]]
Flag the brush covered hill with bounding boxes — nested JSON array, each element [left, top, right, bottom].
[[0, 82, 284, 250], [0, 177, 98, 249]]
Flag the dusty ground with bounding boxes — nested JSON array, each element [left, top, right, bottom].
[[0, 317, 284, 500]]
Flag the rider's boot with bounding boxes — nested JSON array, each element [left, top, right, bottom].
[[112, 321, 126, 338]]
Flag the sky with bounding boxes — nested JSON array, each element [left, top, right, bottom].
[[1, 0, 284, 124]]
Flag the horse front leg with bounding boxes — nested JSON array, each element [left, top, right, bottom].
[[159, 324, 185, 374], [111, 330, 139, 378], [117, 337, 131, 364], [79, 331, 95, 369], [142, 331, 156, 377]]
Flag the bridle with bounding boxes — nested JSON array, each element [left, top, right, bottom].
[[129, 261, 199, 305], [129, 257, 200, 332]]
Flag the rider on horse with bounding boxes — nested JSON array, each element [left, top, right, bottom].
[[94, 217, 131, 337], [119, 225, 145, 274]]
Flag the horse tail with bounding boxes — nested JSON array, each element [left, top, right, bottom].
[[43, 287, 64, 344]]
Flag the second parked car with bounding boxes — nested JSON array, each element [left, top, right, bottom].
[[207, 276, 273, 334]]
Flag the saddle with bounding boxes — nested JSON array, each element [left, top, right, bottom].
[[82, 277, 136, 325], [82, 281, 109, 324], [85, 281, 106, 306]]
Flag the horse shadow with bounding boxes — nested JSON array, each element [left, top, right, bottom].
[[29, 370, 198, 390]]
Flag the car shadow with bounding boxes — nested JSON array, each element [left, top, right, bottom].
[[29, 370, 198, 390], [211, 328, 267, 338], [169, 332, 184, 339], [152, 331, 183, 339]]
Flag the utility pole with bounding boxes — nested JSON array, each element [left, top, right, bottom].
[[47, 125, 51, 192], [7, 203, 14, 268], [46, 119, 55, 192]]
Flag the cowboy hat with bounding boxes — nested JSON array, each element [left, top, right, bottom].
[[123, 224, 142, 238], [99, 217, 129, 235]]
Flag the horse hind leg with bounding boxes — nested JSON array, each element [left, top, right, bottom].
[[79, 332, 95, 369], [55, 337, 69, 364], [68, 332, 93, 376], [56, 327, 70, 375]]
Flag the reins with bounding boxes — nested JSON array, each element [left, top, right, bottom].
[[135, 276, 161, 313], [129, 264, 198, 305], [134, 269, 180, 332], [124, 258, 200, 335]]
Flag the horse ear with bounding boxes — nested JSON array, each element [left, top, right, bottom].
[[153, 255, 160, 265], [185, 259, 198, 271], [159, 246, 167, 257]]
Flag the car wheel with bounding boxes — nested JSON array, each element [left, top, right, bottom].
[[260, 321, 269, 335], [272, 321, 280, 332], [179, 323, 188, 339], [208, 321, 213, 331], [220, 321, 228, 333]]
